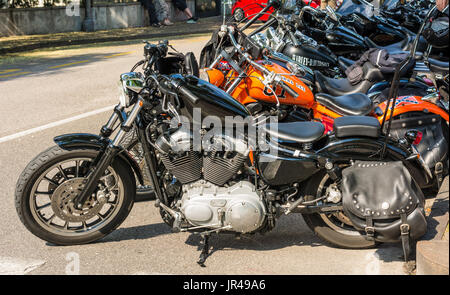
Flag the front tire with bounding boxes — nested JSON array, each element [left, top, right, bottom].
[[15, 146, 135, 245]]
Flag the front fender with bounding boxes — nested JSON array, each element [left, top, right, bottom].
[[317, 136, 431, 189], [54, 133, 144, 185]]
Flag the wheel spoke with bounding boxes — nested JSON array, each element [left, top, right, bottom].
[[75, 160, 80, 178], [43, 176, 59, 186], [36, 203, 52, 212], [35, 191, 52, 195], [45, 214, 55, 225], [58, 165, 69, 181]]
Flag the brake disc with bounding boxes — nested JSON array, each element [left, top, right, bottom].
[[51, 178, 107, 223]]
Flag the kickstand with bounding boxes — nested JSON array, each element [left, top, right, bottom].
[[197, 234, 210, 267]]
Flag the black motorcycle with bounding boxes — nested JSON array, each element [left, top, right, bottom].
[[15, 40, 430, 265]]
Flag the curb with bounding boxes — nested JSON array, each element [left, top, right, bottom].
[[416, 176, 449, 275], [0, 29, 216, 55], [416, 240, 449, 275]]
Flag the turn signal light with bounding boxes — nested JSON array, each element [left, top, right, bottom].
[[405, 129, 423, 145]]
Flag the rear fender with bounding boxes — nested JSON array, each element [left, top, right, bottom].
[[53, 133, 144, 185], [316, 136, 431, 189], [377, 96, 449, 123]]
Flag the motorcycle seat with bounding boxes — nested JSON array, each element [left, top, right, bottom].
[[364, 36, 426, 56], [315, 93, 374, 116], [314, 63, 383, 96], [333, 116, 381, 138], [264, 121, 325, 143], [427, 58, 449, 75]]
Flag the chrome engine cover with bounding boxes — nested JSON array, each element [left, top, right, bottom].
[[180, 180, 266, 233]]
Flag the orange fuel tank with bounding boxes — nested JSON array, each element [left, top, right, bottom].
[[241, 61, 315, 108]]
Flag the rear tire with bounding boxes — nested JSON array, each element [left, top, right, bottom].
[[15, 146, 135, 245], [301, 171, 377, 249]]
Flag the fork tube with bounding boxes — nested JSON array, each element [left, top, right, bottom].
[[73, 98, 144, 207], [226, 75, 245, 94], [112, 98, 143, 146], [209, 53, 224, 68]]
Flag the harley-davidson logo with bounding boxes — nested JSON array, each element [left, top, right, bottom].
[[292, 55, 330, 68]]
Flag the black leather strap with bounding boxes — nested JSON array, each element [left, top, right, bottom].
[[365, 215, 375, 241], [400, 213, 411, 263]]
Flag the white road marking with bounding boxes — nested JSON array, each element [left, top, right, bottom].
[[0, 256, 46, 275], [0, 105, 115, 144]]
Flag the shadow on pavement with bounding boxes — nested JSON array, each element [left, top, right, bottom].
[[0, 51, 139, 82], [99, 222, 172, 243]]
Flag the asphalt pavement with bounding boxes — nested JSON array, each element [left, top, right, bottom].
[[0, 35, 411, 275]]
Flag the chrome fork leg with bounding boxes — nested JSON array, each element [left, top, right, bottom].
[[73, 98, 144, 207]]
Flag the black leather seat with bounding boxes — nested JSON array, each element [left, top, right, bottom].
[[264, 122, 325, 143], [315, 93, 373, 116], [333, 116, 381, 138], [364, 35, 427, 55], [315, 62, 384, 96]]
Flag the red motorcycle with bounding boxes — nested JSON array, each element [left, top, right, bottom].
[[232, 0, 320, 23]]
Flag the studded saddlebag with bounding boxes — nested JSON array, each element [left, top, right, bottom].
[[341, 161, 427, 262]]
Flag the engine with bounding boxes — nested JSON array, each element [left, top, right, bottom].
[[180, 180, 266, 233], [154, 128, 266, 233]]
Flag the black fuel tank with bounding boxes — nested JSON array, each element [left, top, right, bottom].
[[170, 74, 250, 124], [282, 44, 338, 71]]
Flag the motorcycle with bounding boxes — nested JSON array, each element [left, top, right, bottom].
[[200, 7, 448, 192], [15, 39, 429, 266]]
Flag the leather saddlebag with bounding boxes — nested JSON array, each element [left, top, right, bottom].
[[341, 161, 427, 261]]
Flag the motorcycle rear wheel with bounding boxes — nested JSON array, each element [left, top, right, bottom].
[[301, 171, 377, 249]]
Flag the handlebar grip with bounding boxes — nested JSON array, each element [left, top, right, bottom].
[[177, 84, 200, 104], [279, 82, 299, 99]]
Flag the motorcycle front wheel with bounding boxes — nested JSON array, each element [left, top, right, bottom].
[[15, 146, 135, 245]]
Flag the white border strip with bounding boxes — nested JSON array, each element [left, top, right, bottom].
[[0, 105, 115, 144]]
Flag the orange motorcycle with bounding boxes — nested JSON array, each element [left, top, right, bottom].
[[200, 25, 449, 190]]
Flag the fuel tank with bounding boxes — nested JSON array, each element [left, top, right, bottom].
[[282, 44, 338, 72], [170, 74, 250, 124], [241, 61, 315, 108]]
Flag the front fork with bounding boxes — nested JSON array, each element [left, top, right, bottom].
[[72, 98, 144, 208]]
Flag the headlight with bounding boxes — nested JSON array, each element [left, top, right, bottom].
[[119, 72, 145, 107], [199, 69, 210, 83]]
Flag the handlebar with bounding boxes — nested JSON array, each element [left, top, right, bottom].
[[159, 76, 199, 104], [226, 28, 300, 99], [279, 81, 300, 99]]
